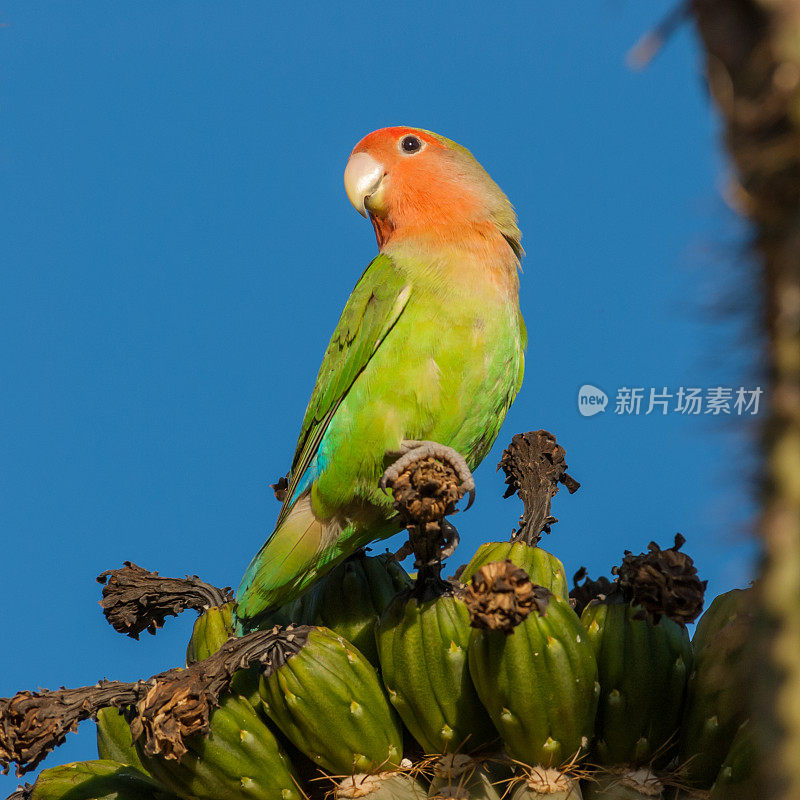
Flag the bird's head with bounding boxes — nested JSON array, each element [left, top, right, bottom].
[[343, 126, 522, 261]]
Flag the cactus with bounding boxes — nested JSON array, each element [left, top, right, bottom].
[[289, 551, 411, 668], [458, 432, 579, 604], [29, 760, 178, 800], [136, 694, 301, 800], [460, 543, 569, 602], [582, 598, 691, 768], [334, 768, 427, 800], [95, 708, 148, 774], [709, 720, 756, 800], [691, 588, 749, 655], [582, 769, 663, 800], [510, 768, 583, 800], [576, 537, 704, 772], [185, 602, 260, 704], [185, 603, 236, 664], [678, 590, 753, 789], [466, 562, 598, 770], [376, 581, 497, 755], [258, 626, 403, 774]]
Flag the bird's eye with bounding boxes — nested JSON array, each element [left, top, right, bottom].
[[400, 135, 422, 154]]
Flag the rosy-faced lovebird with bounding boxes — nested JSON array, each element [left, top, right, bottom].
[[234, 127, 526, 631]]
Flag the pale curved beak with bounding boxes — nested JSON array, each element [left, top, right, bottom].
[[344, 152, 385, 218]]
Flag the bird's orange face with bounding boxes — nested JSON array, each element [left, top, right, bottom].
[[344, 127, 492, 250]]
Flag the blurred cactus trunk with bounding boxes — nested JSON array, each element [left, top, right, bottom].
[[692, 1, 800, 798]]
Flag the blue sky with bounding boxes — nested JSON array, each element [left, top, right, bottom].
[[1, 2, 759, 792]]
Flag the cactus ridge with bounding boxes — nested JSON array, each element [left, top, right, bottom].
[[582, 601, 691, 767], [468, 591, 598, 768], [259, 627, 403, 775], [136, 695, 301, 800], [377, 589, 496, 754]]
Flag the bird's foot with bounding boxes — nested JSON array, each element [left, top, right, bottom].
[[380, 439, 476, 511]]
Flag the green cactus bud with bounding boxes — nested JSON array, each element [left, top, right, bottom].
[[96, 708, 148, 774], [466, 562, 598, 768], [300, 552, 411, 667], [29, 760, 178, 800], [136, 694, 301, 800], [459, 543, 569, 602], [376, 584, 497, 754], [252, 552, 411, 668], [678, 589, 753, 789], [580, 599, 692, 767], [186, 602, 235, 664], [186, 602, 261, 704], [691, 588, 749, 654], [259, 626, 403, 774], [708, 720, 756, 800]]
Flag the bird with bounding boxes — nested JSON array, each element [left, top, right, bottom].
[[234, 126, 526, 631]]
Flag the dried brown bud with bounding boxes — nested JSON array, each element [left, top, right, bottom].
[[464, 560, 550, 633], [131, 674, 211, 761], [613, 534, 707, 625], [498, 431, 580, 545], [569, 567, 618, 616], [96, 562, 233, 639], [0, 681, 140, 776], [387, 456, 463, 525], [129, 625, 310, 761]]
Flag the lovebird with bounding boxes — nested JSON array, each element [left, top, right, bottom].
[[235, 127, 526, 631]]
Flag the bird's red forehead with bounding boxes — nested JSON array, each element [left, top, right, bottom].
[[351, 127, 444, 157]]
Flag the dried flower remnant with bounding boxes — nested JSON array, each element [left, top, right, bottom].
[[384, 455, 466, 526], [614, 534, 707, 625], [498, 431, 580, 544], [97, 562, 233, 639], [0, 681, 141, 776], [382, 443, 475, 589], [0, 626, 310, 775], [464, 560, 550, 633], [569, 566, 617, 616]]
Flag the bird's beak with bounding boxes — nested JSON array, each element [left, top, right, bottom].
[[344, 152, 385, 218]]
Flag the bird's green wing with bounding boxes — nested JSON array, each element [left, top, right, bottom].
[[277, 254, 411, 526]]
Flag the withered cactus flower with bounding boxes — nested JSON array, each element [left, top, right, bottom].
[[498, 430, 580, 545], [382, 444, 474, 589], [131, 626, 309, 761], [96, 562, 233, 639], [384, 455, 468, 526], [0, 681, 141, 776], [613, 533, 707, 625], [0, 626, 310, 775], [569, 567, 617, 617], [464, 561, 550, 633]]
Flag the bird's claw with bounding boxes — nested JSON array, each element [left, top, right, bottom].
[[381, 439, 476, 510]]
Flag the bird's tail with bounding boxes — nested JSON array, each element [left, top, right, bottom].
[[233, 493, 341, 633]]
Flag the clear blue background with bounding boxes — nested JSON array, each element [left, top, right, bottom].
[[1, 2, 759, 793]]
